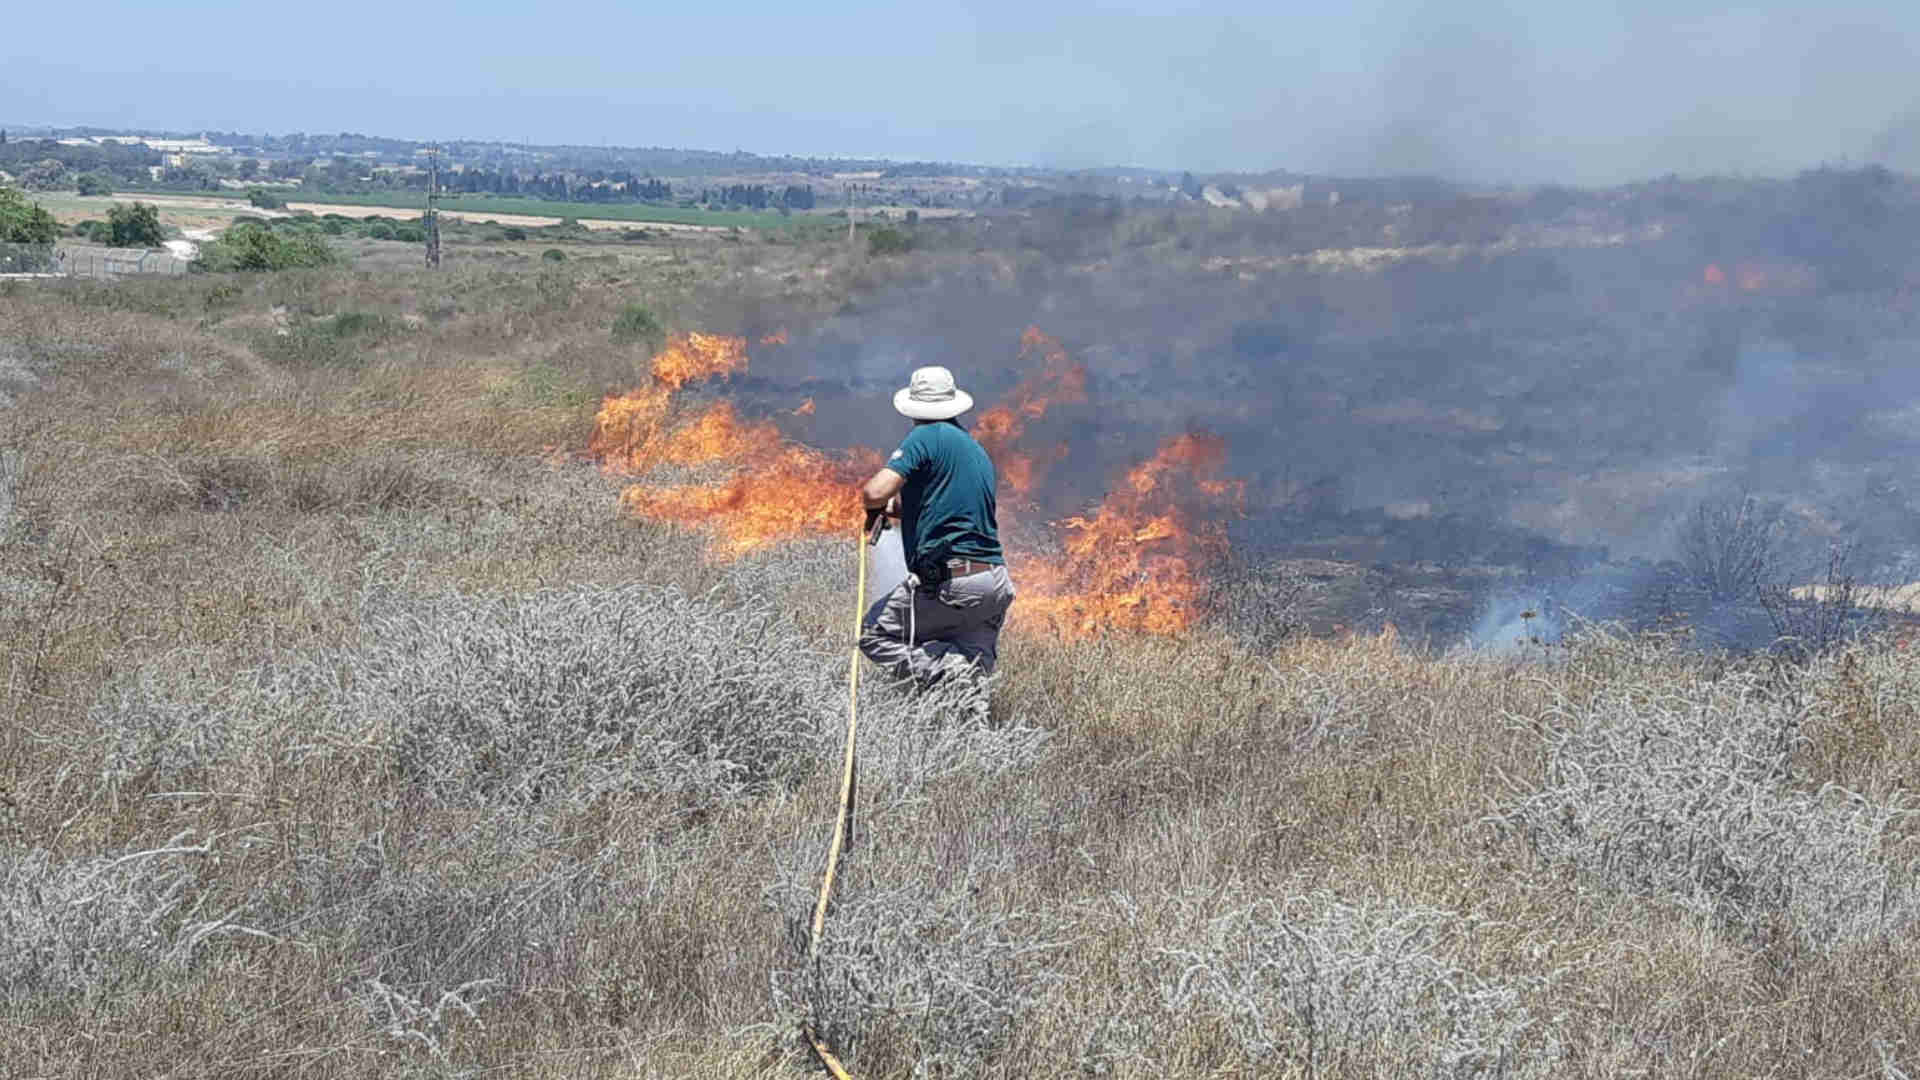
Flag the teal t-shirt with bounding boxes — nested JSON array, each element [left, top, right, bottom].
[[884, 420, 1004, 568]]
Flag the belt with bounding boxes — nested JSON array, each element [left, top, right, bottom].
[[945, 558, 999, 578]]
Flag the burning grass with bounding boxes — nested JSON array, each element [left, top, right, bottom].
[[587, 327, 1245, 634], [9, 261, 1920, 1079]]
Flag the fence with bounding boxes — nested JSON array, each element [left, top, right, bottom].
[[0, 244, 191, 278]]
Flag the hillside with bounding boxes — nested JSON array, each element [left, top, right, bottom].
[[5, 182, 1920, 1074]]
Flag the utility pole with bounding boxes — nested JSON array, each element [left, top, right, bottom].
[[425, 146, 442, 269], [845, 182, 856, 250]]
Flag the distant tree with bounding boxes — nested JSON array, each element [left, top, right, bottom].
[[74, 172, 113, 196], [236, 157, 259, 180], [19, 158, 67, 191], [161, 162, 218, 190], [905, 209, 919, 225], [246, 187, 286, 209], [0, 184, 58, 245], [107, 201, 165, 248]]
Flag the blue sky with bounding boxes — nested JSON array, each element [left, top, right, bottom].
[[5, 1, 1918, 184]]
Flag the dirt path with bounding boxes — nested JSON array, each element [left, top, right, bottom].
[[28, 192, 271, 228]]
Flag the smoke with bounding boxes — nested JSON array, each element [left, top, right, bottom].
[[1290, 3, 1920, 185], [677, 163, 1920, 647]]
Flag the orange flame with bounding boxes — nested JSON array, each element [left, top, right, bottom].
[[973, 327, 1088, 500], [651, 332, 749, 391], [793, 397, 816, 416], [759, 329, 791, 346], [1016, 433, 1244, 638], [621, 440, 882, 557], [588, 384, 675, 472], [589, 336, 879, 555]]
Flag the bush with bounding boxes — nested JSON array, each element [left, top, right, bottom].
[[74, 172, 112, 197], [1759, 542, 1880, 663], [0, 841, 209, 1006], [541, 248, 567, 262], [610, 302, 664, 348], [197, 222, 337, 271], [777, 877, 1041, 1074], [363, 221, 396, 240], [0, 184, 58, 245], [500, 226, 527, 241], [1164, 893, 1557, 1076], [1678, 496, 1780, 602], [342, 586, 834, 806], [392, 225, 425, 243], [867, 226, 912, 256], [107, 201, 166, 248], [245, 187, 286, 210], [1494, 630, 1915, 946]]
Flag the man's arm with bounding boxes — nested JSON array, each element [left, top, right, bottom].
[[861, 467, 904, 511]]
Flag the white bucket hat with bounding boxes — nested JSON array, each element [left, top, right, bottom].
[[893, 365, 975, 420]]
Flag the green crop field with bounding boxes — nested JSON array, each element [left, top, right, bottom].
[[288, 191, 797, 229]]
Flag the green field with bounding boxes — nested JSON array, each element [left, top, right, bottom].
[[290, 190, 797, 229]]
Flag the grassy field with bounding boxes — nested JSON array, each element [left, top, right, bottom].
[[3, 245, 1920, 1078], [19, 190, 264, 230], [285, 190, 799, 230]]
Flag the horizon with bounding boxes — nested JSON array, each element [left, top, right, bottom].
[[7, 1, 1920, 186], [4, 119, 1913, 191]]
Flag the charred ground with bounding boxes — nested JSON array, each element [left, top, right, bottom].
[[689, 165, 1920, 646]]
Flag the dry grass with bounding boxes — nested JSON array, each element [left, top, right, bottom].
[[5, 259, 1920, 1079]]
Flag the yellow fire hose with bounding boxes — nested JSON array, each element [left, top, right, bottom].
[[803, 514, 875, 1079]]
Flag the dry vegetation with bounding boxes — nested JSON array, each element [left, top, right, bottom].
[[6, 245, 1920, 1079]]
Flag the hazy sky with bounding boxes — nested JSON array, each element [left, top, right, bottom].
[[6, 1, 1919, 184]]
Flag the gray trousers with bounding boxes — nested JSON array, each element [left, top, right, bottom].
[[860, 565, 1016, 686]]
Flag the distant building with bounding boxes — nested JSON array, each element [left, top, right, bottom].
[[53, 133, 231, 158], [141, 137, 228, 156]]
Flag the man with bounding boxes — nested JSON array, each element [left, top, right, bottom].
[[857, 366, 1016, 694]]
